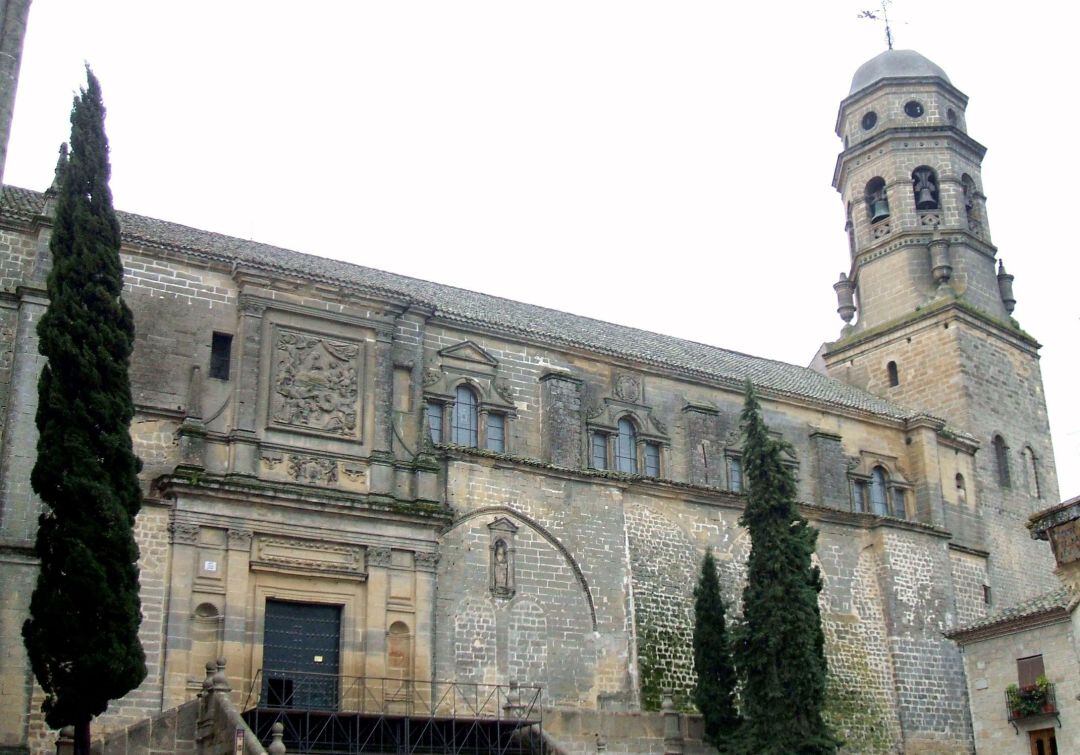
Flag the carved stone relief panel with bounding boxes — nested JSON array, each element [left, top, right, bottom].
[[251, 535, 365, 578], [269, 326, 363, 439]]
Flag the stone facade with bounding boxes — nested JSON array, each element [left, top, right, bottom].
[[0, 48, 1061, 755]]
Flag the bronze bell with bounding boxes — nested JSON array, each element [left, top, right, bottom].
[[916, 187, 937, 209], [871, 198, 890, 223]]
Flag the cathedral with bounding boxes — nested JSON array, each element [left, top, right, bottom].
[[0, 21, 1063, 755]]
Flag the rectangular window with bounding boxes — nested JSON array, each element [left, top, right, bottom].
[[728, 456, 743, 493], [851, 480, 867, 513], [209, 332, 232, 380], [983, 584, 992, 606], [426, 402, 443, 444], [1017, 655, 1045, 688], [644, 443, 660, 477], [890, 488, 907, 519], [485, 413, 505, 453], [590, 433, 608, 470]]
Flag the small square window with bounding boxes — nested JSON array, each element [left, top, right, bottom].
[[209, 332, 232, 380], [486, 414, 505, 453]]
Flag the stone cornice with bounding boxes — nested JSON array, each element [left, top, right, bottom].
[[945, 606, 1070, 645]]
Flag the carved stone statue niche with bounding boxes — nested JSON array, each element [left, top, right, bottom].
[[487, 517, 518, 599]]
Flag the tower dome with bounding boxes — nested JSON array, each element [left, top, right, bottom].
[[849, 49, 950, 95]]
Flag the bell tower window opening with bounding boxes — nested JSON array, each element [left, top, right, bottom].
[[452, 385, 479, 447], [955, 473, 967, 505], [1023, 446, 1041, 498], [616, 418, 638, 474], [912, 167, 939, 211], [865, 177, 889, 223], [993, 434, 1011, 487], [904, 100, 925, 118], [886, 360, 899, 387]]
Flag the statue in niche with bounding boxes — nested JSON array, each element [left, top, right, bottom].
[[491, 539, 513, 598]]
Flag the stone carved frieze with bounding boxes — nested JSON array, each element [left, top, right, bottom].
[[260, 452, 284, 470], [414, 551, 440, 572], [169, 521, 199, 544], [287, 455, 339, 484], [341, 463, 366, 482], [366, 546, 392, 568], [253, 535, 363, 574], [271, 328, 361, 438], [238, 298, 267, 316], [227, 529, 253, 550]]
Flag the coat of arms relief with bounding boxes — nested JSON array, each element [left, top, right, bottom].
[[270, 327, 362, 437]]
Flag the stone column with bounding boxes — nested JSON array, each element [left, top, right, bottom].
[[369, 329, 395, 496], [162, 520, 200, 708], [230, 297, 265, 477], [413, 551, 439, 684], [223, 528, 253, 693], [364, 546, 391, 685]]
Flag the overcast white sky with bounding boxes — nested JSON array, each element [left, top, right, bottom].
[[5, 1, 1078, 497]]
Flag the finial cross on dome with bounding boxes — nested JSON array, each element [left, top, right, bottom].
[[858, 0, 895, 51]]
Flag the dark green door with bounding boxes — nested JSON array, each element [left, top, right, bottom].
[[262, 600, 341, 710]]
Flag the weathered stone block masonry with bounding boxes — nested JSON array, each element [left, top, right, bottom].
[[0, 49, 1060, 754]]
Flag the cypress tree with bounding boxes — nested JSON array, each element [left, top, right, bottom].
[[22, 69, 145, 755], [692, 548, 740, 750], [733, 383, 838, 754]]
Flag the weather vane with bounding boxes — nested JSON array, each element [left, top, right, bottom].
[[858, 1, 894, 51]]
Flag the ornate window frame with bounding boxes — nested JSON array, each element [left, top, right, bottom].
[[423, 340, 517, 451], [583, 373, 669, 477]]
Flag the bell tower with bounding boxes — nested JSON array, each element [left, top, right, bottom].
[[821, 50, 1059, 608]]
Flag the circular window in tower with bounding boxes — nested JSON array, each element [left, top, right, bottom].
[[904, 100, 925, 118], [861, 111, 878, 131]]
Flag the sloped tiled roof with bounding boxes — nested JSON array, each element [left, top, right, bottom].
[[2, 184, 926, 422], [946, 586, 1072, 642]]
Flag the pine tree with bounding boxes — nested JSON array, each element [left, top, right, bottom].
[[733, 383, 838, 754], [22, 68, 146, 755], [692, 548, 740, 750]]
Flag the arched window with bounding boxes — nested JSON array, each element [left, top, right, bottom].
[[912, 166, 939, 210], [869, 466, 889, 516], [616, 418, 638, 474], [886, 361, 899, 387], [1023, 446, 1041, 498], [992, 435, 1011, 487], [452, 385, 478, 447], [955, 473, 967, 506], [961, 174, 978, 217], [866, 177, 889, 222]]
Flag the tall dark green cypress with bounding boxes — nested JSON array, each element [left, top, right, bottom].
[[733, 383, 837, 754], [692, 548, 740, 750], [22, 69, 146, 755]]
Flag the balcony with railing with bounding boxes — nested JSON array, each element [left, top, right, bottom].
[[242, 670, 545, 754], [1005, 679, 1060, 733]]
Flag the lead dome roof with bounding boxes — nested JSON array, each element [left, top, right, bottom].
[[849, 49, 950, 95]]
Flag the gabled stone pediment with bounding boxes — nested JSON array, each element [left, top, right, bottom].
[[438, 340, 499, 368], [487, 516, 519, 534]]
